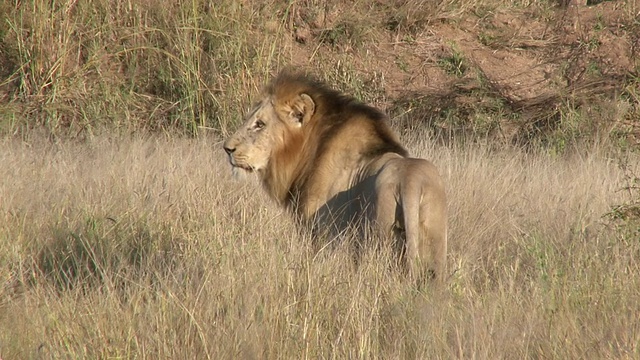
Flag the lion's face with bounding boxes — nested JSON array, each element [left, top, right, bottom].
[[223, 99, 282, 173], [223, 93, 315, 174]]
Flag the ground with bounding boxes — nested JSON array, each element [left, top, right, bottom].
[[286, 1, 638, 145]]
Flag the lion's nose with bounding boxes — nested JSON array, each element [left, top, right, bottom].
[[223, 144, 235, 155]]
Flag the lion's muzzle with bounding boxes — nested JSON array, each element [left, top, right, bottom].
[[223, 142, 240, 167], [223, 142, 254, 172]]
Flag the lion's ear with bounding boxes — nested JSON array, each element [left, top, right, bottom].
[[289, 93, 315, 127]]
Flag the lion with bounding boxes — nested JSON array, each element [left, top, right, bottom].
[[223, 71, 447, 284]]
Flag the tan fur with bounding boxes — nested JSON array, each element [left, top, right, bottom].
[[223, 71, 447, 284]]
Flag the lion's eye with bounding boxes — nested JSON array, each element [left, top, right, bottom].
[[254, 120, 265, 130]]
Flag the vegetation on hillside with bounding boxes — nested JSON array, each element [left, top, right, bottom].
[[1, 0, 638, 147]]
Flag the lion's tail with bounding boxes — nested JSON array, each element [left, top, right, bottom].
[[400, 178, 424, 279], [401, 176, 447, 284]]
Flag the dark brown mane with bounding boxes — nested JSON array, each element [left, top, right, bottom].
[[267, 71, 407, 157]]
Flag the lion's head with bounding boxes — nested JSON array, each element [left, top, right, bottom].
[[223, 73, 326, 201], [223, 101, 293, 173]]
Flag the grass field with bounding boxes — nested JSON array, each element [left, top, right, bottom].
[[1, 134, 639, 358], [1, 0, 640, 358]]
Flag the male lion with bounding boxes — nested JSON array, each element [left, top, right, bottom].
[[223, 71, 447, 284]]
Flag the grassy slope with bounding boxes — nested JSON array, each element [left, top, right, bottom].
[[1, 1, 638, 144], [1, 136, 639, 358]]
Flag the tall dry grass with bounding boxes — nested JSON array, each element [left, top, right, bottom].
[[0, 0, 298, 136], [1, 134, 638, 358]]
